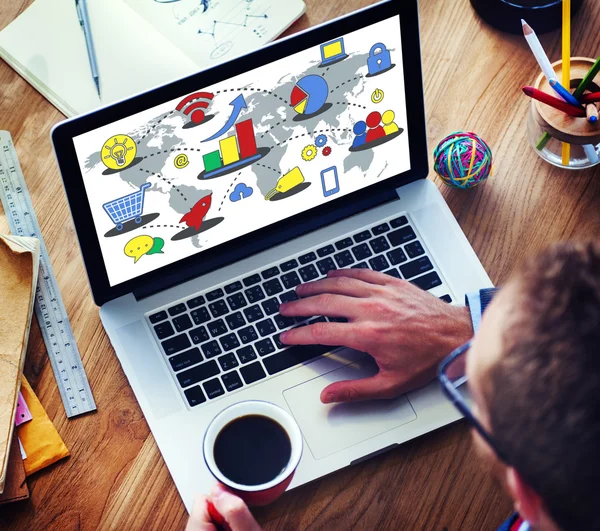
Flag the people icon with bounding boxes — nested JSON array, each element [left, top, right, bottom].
[[349, 109, 402, 151], [382, 110, 399, 135], [351, 121, 368, 149], [365, 111, 385, 143]]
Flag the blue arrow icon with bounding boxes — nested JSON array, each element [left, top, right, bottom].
[[202, 94, 247, 143]]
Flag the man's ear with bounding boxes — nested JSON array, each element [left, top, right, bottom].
[[505, 467, 542, 526]]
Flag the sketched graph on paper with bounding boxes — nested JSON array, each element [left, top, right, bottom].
[[126, 0, 282, 66], [198, 12, 268, 39], [196, 1, 270, 42]]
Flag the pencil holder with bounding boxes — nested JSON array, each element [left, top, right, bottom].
[[527, 57, 600, 169]]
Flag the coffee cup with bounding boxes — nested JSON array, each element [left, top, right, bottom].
[[203, 400, 303, 507]]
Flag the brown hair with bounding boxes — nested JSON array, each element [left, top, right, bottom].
[[487, 241, 600, 531]]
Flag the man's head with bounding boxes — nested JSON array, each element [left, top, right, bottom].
[[467, 241, 600, 531]]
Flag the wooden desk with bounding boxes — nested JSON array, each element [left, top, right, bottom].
[[1, 0, 599, 529]]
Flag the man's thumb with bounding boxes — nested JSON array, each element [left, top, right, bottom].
[[320, 374, 398, 404]]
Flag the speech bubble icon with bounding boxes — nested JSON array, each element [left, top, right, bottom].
[[124, 235, 154, 263], [147, 237, 165, 256]]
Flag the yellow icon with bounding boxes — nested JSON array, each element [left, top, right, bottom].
[[371, 89, 385, 104], [102, 135, 137, 170], [382, 110, 399, 135], [174, 154, 189, 169], [124, 235, 154, 263], [265, 167, 305, 200], [301, 144, 318, 162]]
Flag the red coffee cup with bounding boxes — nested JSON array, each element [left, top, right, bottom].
[[203, 400, 303, 507]]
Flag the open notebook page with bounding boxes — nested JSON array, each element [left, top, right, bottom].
[[124, 0, 305, 68], [0, 0, 197, 117]]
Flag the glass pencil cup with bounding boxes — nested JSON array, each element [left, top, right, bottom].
[[527, 57, 600, 170]]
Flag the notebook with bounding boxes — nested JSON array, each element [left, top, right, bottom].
[[0, 0, 305, 117], [0, 235, 40, 494]]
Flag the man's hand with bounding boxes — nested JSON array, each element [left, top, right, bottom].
[[279, 269, 472, 404], [186, 484, 262, 531]]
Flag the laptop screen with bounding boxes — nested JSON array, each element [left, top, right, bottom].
[[72, 14, 409, 287]]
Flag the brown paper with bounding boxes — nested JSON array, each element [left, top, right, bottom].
[[0, 431, 29, 505], [0, 235, 39, 493]]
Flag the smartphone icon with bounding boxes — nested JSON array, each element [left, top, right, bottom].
[[320, 166, 340, 197]]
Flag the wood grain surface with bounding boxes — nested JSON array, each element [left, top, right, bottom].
[[1, 0, 599, 529]]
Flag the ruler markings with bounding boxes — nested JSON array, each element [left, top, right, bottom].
[[0, 132, 96, 418]]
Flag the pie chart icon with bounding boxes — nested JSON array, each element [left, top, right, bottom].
[[290, 75, 329, 115]]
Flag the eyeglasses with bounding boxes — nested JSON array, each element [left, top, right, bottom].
[[437, 340, 508, 463]]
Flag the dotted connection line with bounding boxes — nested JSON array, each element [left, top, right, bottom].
[[142, 224, 187, 230], [218, 172, 243, 212], [267, 128, 351, 149], [255, 163, 281, 176], [138, 167, 188, 202], [330, 77, 361, 94], [260, 120, 285, 140], [213, 87, 287, 105], [334, 102, 367, 110], [138, 111, 176, 144], [258, 103, 364, 140], [141, 147, 203, 160]]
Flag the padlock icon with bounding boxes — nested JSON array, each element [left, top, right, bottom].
[[367, 43, 392, 76]]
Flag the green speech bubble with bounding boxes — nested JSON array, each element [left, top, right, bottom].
[[147, 237, 165, 256]]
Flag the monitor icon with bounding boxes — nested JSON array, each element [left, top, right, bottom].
[[319, 37, 349, 67]]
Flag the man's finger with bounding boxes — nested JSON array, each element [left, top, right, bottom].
[[280, 293, 361, 320], [295, 276, 383, 299], [210, 485, 262, 531], [320, 373, 400, 404], [327, 268, 391, 285], [186, 495, 216, 531], [281, 322, 362, 350]]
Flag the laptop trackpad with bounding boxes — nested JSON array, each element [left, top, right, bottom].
[[283, 355, 417, 460]]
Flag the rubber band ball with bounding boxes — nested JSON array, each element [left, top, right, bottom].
[[433, 132, 493, 189]]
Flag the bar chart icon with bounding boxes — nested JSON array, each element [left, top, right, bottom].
[[201, 119, 262, 179]]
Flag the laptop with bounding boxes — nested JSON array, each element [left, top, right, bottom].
[[320, 37, 348, 66], [52, 0, 492, 512]]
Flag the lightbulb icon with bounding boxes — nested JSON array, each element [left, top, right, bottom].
[[101, 135, 138, 170]]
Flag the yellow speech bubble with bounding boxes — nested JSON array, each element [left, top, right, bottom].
[[124, 235, 154, 263]]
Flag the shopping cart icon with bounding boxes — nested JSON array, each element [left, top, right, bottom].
[[102, 183, 151, 231]]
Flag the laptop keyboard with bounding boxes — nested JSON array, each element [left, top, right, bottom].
[[147, 213, 453, 409]]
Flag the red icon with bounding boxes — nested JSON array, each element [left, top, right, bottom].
[[180, 194, 212, 231], [176, 92, 215, 124], [365, 111, 385, 143], [322, 146, 332, 156]]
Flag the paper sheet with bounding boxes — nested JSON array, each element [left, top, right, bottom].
[[125, 0, 305, 68], [0, 0, 197, 116], [0, 0, 305, 117], [14, 392, 32, 427], [0, 236, 39, 493]]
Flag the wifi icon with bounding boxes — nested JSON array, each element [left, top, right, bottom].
[[176, 91, 214, 124]]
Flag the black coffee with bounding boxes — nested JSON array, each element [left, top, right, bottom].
[[213, 414, 291, 486]]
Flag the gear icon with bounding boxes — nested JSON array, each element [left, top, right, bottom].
[[315, 134, 328, 147], [301, 144, 318, 162], [322, 146, 332, 156]]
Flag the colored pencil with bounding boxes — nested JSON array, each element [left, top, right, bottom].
[[583, 144, 599, 164], [521, 20, 556, 82], [573, 57, 600, 100], [586, 103, 599, 123], [561, 0, 571, 165], [549, 79, 580, 107], [580, 92, 600, 104], [522, 86, 586, 117]]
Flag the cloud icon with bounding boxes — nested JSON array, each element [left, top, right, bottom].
[[229, 183, 254, 202]]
